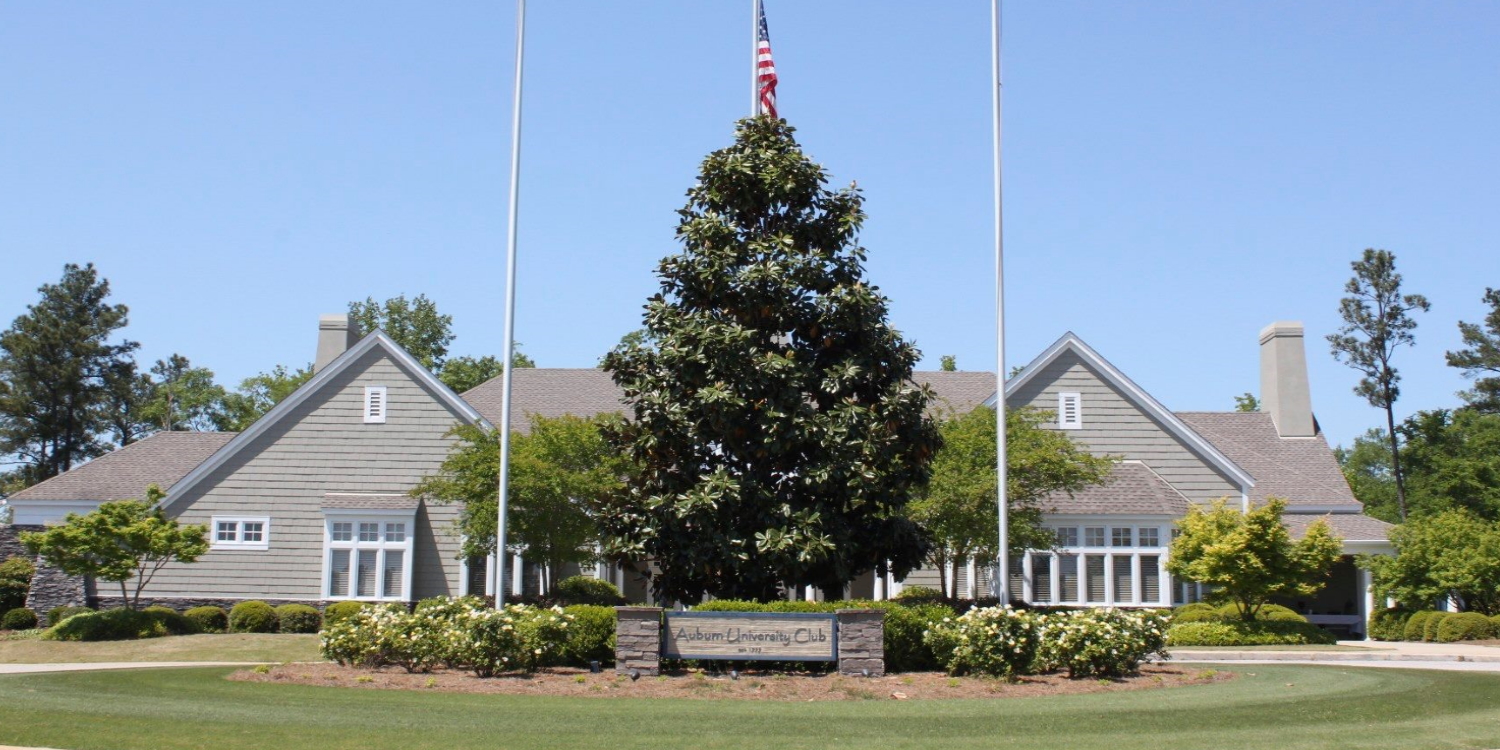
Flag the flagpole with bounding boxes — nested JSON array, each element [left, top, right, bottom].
[[494, 0, 527, 607], [751, 0, 761, 115], [991, 0, 1010, 604]]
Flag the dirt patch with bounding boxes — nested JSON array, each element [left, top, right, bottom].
[[230, 662, 1232, 701]]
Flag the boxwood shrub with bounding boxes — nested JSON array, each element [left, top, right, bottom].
[[143, 605, 198, 635], [1165, 620, 1337, 647], [1436, 612, 1495, 643], [1170, 603, 1220, 623], [1491, 614, 1500, 636], [2, 607, 38, 630], [1403, 611, 1438, 641], [1424, 612, 1452, 642], [46, 605, 94, 628], [1367, 607, 1412, 641], [46, 608, 168, 641], [229, 601, 278, 633], [276, 604, 322, 634], [554, 576, 627, 606], [892, 586, 945, 604], [184, 606, 229, 633], [560, 604, 616, 666], [323, 601, 367, 628]]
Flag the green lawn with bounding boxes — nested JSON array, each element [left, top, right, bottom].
[[3, 665, 1500, 750], [0, 633, 322, 664]]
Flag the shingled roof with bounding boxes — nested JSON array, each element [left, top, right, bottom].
[[1039, 461, 1194, 516], [1176, 412, 1360, 507], [463, 368, 1003, 433], [7, 431, 236, 503], [1283, 512, 1393, 543]]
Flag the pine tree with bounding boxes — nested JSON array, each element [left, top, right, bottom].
[[0, 263, 137, 487], [601, 117, 940, 603]]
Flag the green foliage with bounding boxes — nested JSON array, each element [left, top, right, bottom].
[[925, 606, 1038, 678], [1336, 429, 1399, 520], [1364, 510, 1500, 614], [1165, 620, 1337, 647], [214, 364, 313, 431], [350, 294, 454, 372], [0, 263, 138, 488], [1234, 393, 1260, 412], [228, 601, 278, 634], [938, 355, 957, 372], [448, 604, 571, 677], [1424, 612, 1452, 642], [20, 489, 209, 609], [322, 601, 367, 628], [141, 354, 226, 432], [2, 607, 38, 630], [1403, 611, 1440, 642], [1167, 498, 1342, 620], [1170, 603, 1219, 623], [46, 608, 168, 641], [1036, 609, 1170, 678], [1327, 248, 1429, 520], [554, 576, 626, 606], [1172, 603, 1306, 624], [321, 599, 572, 678], [0, 557, 34, 613], [142, 605, 198, 635], [1436, 612, 1495, 642], [438, 352, 534, 394], [184, 606, 228, 634], [1446, 287, 1500, 411], [561, 604, 616, 666], [275, 604, 322, 634], [909, 406, 1113, 594], [1398, 410, 1500, 519], [1367, 607, 1412, 641], [414, 415, 625, 593], [601, 117, 939, 602], [892, 586, 945, 604], [46, 606, 92, 627]]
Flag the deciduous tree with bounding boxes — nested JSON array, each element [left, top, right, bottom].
[[1167, 498, 1342, 621], [1364, 510, 1500, 614], [601, 117, 940, 603], [350, 294, 454, 372], [1328, 249, 1429, 520], [143, 354, 226, 432], [214, 364, 313, 432]]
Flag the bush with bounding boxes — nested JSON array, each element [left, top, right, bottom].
[[229, 601, 278, 633], [46, 605, 93, 627], [323, 601, 367, 628], [184, 606, 229, 633], [143, 605, 198, 635], [1166, 620, 1338, 647], [893, 586, 946, 604], [46, 608, 168, 641], [554, 576, 627, 606], [1368, 607, 1412, 641], [276, 604, 322, 634], [0, 557, 35, 613], [320, 600, 573, 677], [924, 606, 1039, 678], [1404, 611, 1440, 642], [1171, 603, 1220, 623], [561, 604, 616, 666], [1491, 614, 1500, 636], [1424, 612, 1452, 642], [447, 604, 572, 677], [2, 607, 38, 630], [1038, 609, 1170, 678], [1436, 612, 1495, 643]]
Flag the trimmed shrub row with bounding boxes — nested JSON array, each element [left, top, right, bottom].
[[1171, 603, 1308, 624], [2, 607, 38, 630], [1395, 610, 1500, 643], [1166, 620, 1338, 647], [554, 576, 627, 606]]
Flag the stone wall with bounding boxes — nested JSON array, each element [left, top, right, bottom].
[[0, 524, 34, 561], [836, 609, 885, 677], [614, 607, 663, 676], [25, 560, 90, 616]]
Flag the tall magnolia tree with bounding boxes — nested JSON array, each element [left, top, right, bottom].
[[0, 263, 137, 488], [601, 117, 940, 603], [1328, 249, 1429, 520], [1447, 287, 1500, 412]]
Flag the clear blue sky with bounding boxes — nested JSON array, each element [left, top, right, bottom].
[[2, 1, 1497, 452]]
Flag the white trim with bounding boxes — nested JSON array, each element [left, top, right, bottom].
[[319, 512, 416, 602], [363, 385, 389, 424], [209, 515, 271, 551], [162, 331, 490, 511], [989, 332, 1256, 489], [1057, 392, 1082, 429], [7, 500, 104, 526]]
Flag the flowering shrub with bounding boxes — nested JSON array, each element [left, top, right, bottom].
[[321, 599, 573, 678], [924, 606, 1040, 678], [320, 605, 409, 668], [449, 604, 572, 678], [1037, 609, 1169, 678]]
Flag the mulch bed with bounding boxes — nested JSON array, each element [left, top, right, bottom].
[[230, 662, 1232, 701]]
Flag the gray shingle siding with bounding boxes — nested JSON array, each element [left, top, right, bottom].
[[148, 347, 467, 601]]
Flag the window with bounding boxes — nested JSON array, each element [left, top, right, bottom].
[[363, 386, 388, 424], [1058, 554, 1079, 603], [324, 515, 414, 601], [210, 516, 270, 550], [1085, 555, 1106, 603], [1138, 527, 1160, 547], [1111, 527, 1133, 547], [1031, 555, 1052, 603], [1055, 527, 1078, 547], [1141, 555, 1161, 604], [1084, 527, 1105, 547], [1113, 555, 1134, 603], [1058, 392, 1082, 429]]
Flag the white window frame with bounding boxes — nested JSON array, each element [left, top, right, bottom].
[[363, 385, 388, 424], [321, 510, 415, 601], [1015, 517, 1173, 608], [210, 516, 271, 551], [1058, 392, 1083, 429]]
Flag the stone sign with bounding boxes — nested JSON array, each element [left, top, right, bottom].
[[663, 611, 837, 662]]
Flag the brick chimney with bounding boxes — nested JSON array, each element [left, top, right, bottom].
[[315, 314, 361, 373], [1259, 321, 1316, 437]]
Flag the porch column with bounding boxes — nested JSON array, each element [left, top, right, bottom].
[[511, 553, 524, 598], [873, 568, 886, 601], [966, 559, 978, 600], [1361, 567, 1375, 641]]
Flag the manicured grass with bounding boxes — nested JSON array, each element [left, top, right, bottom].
[[3, 665, 1500, 749], [0, 633, 322, 664]]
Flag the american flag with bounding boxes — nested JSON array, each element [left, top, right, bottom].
[[756, 3, 778, 118]]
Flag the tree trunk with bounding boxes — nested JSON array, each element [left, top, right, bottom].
[[1385, 401, 1408, 521]]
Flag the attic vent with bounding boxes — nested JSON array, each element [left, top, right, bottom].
[[1058, 392, 1082, 429], [364, 386, 388, 424]]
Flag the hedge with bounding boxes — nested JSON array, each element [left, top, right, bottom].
[[229, 601, 278, 633], [2, 607, 38, 630], [184, 606, 229, 633], [1424, 612, 1452, 642], [142, 606, 198, 635], [276, 604, 322, 634], [1367, 607, 1412, 641], [46, 609, 168, 641], [46, 605, 93, 628], [555, 576, 627, 606], [323, 601, 367, 628], [1436, 612, 1495, 643], [1403, 611, 1440, 642], [1166, 620, 1337, 647], [561, 604, 616, 666]]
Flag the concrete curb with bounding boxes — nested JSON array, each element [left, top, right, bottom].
[[1169, 650, 1500, 663]]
